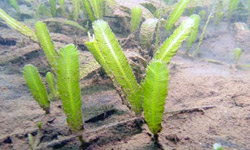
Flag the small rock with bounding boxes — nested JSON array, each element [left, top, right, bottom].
[[165, 134, 180, 144], [3, 136, 12, 144]]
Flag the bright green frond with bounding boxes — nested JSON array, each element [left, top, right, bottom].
[[154, 18, 194, 64], [85, 36, 111, 75], [92, 20, 142, 114], [228, 0, 239, 19], [82, 0, 96, 22], [9, 0, 20, 13], [234, 48, 242, 63], [131, 6, 142, 33], [35, 21, 58, 71], [49, 0, 57, 17], [89, 0, 105, 19], [141, 3, 157, 15], [46, 72, 58, 101], [192, 13, 212, 56], [23, 64, 50, 113], [56, 44, 83, 131], [140, 18, 159, 50], [36, 3, 52, 18], [165, 0, 191, 31], [214, 0, 224, 25], [0, 8, 38, 42], [72, 0, 81, 21], [143, 60, 169, 135], [186, 14, 200, 51], [58, 0, 65, 8]]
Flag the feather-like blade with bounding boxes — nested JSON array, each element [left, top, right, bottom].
[[72, 0, 80, 21], [92, 20, 142, 114], [140, 18, 158, 50], [82, 0, 96, 22], [57, 44, 83, 131], [46, 72, 58, 101], [49, 0, 57, 17], [154, 18, 194, 64], [35, 21, 58, 70], [85, 38, 111, 75], [9, 0, 20, 13], [86, 35, 130, 106], [0, 8, 38, 42], [228, 0, 239, 19], [165, 0, 191, 31], [131, 6, 142, 33], [186, 14, 200, 51], [89, 0, 104, 19], [58, 0, 65, 8], [23, 64, 50, 113], [143, 60, 169, 135]]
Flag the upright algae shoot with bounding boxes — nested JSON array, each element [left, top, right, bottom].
[[23, 65, 50, 114]]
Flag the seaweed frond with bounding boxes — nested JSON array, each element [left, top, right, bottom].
[[233, 48, 242, 64], [56, 44, 83, 131], [192, 13, 213, 56], [186, 14, 201, 53], [72, 0, 81, 21], [165, 0, 191, 31], [35, 21, 58, 70], [46, 72, 58, 101], [154, 18, 195, 64], [143, 60, 169, 135], [228, 0, 239, 19], [23, 65, 50, 114], [49, 0, 57, 17], [8, 0, 20, 13], [131, 6, 142, 33], [140, 18, 159, 50], [91, 20, 142, 114], [0, 8, 38, 42]]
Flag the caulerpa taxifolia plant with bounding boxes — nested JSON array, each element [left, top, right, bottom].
[[59, 0, 65, 10], [82, 0, 97, 22], [28, 122, 43, 150], [72, 0, 81, 21], [46, 72, 58, 101], [186, 14, 201, 54], [165, 0, 191, 31], [8, 0, 20, 13], [142, 60, 169, 145], [86, 18, 194, 144], [192, 12, 213, 56], [214, 0, 224, 25], [56, 44, 83, 131], [139, 0, 191, 55], [0, 8, 38, 42], [22, 21, 83, 131], [35, 21, 58, 71], [87, 20, 142, 114], [3, 0, 104, 31], [233, 47, 242, 64], [130, 6, 142, 33], [35, 21, 83, 131], [228, 0, 240, 20], [140, 19, 159, 51], [0, 8, 84, 44], [23, 65, 50, 114], [199, 10, 207, 20], [82, 0, 106, 22]]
